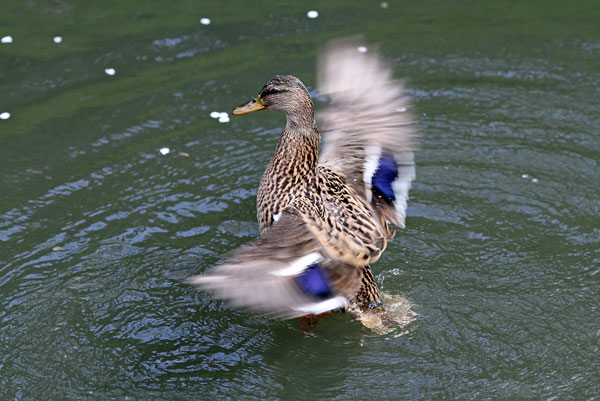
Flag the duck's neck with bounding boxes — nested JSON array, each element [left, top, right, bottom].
[[272, 98, 319, 174], [271, 127, 320, 176], [284, 103, 316, 131]]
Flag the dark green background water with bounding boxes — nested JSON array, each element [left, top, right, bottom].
[[1, 0, 599, 399]]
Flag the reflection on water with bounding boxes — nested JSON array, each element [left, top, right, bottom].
[[1, 0, 599, 399]]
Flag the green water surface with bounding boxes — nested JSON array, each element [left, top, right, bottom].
[[1, 0, 599, 399]]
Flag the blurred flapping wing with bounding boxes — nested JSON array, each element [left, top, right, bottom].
[[318, 38, 419, 228], [187, 208, 364, 319]]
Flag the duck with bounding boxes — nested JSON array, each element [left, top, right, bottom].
[[187, 38, 418, 320]]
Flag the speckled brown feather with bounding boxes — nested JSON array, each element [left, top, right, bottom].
[[256, 126, 386, 271]]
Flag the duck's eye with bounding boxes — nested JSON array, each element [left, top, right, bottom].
[[261, 88, 286, 97]]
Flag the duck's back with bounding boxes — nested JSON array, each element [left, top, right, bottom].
[[256, 133, 389, 260], [317, 166, 389, 257]]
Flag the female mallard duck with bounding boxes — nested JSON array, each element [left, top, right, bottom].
[[188, 39, 418, 320]]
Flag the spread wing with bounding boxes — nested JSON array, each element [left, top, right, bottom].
[[317, 37, 419, 228], [186, 208, 366, 319]]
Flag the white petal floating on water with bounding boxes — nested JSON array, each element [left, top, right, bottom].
[[357, 46, 368, 53], [104, 68, 116, 76], [522, 174, 529, 179], [200, 18, 211, 25], [307, 10, 319, 19], [159, 147, 170, 155], [531, 178, 539, 183], [53, 36, 63, 44], [211, 112, 230, 122], [1, 35, 13, 44], [0, 112, 10, 120]]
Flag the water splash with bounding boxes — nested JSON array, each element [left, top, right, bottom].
[[349, 292, 417, 335]]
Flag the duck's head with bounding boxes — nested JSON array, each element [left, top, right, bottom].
[[232, 75, 314, 127]]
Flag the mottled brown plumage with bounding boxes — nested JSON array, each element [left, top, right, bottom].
[[187, 39, 417, 319]]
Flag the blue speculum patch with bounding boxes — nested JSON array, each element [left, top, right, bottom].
[[372, 155, 398, 204], [295, 263, 333, 299]]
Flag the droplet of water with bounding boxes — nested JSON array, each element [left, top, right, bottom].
[[53, 36, 63, 44], [200, 18, 211, 25], [1, 35, 13, 44], [307, 10, 319, 19], [159, 147, 170, 155], [104, 68, 116, 76], [357, 46, 368, 53]]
